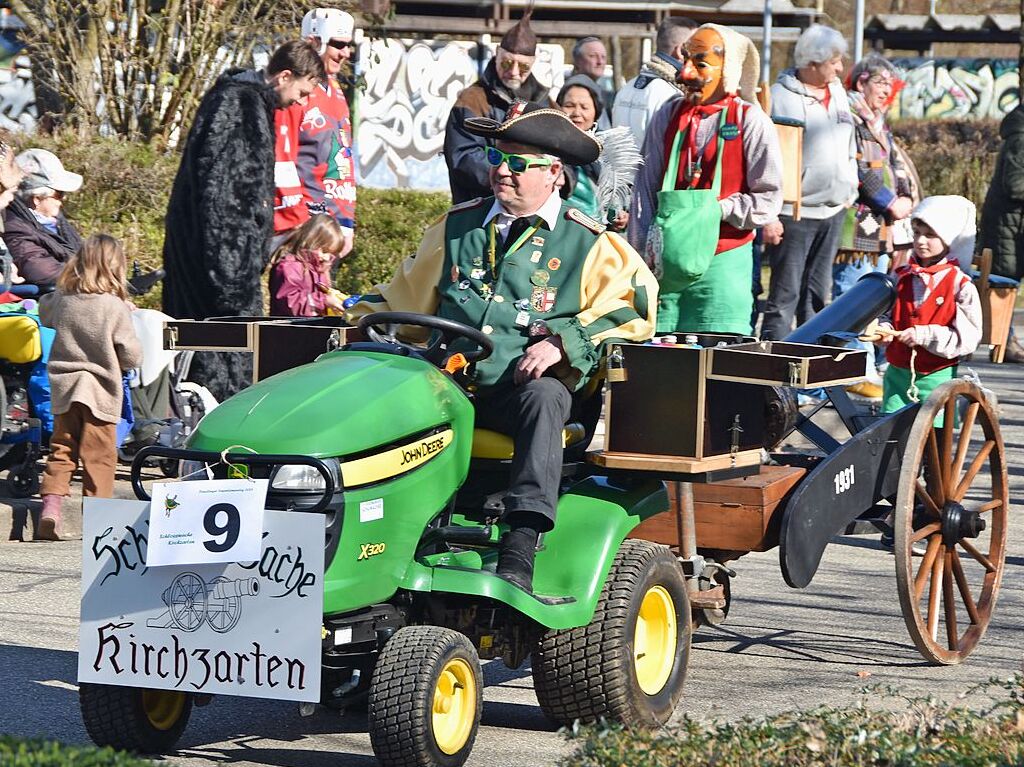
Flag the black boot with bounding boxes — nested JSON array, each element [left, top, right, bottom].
[[1001, 333, 1024, 364], [496, 526, 539, 592]]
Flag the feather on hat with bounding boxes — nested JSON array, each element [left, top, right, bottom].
[[697, 23, 761, 105]]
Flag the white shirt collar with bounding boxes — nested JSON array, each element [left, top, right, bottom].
[[485, 190, 562, 237]]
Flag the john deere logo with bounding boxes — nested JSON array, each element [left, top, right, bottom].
[[358, 542, 386, 561]]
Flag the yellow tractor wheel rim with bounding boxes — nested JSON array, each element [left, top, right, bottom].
[[634, 585, 677, 695], [431, 657, 476, 755], [141, 689, 187, 731]]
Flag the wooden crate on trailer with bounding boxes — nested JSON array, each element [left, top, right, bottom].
[[629, 464, 806, 552]]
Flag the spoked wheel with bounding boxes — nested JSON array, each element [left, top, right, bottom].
[[368, 626, 482, 767], [532, 540, 691, 726], [80, 683, 192, 753], [166, 572, 207, 632], [894, 379, 1008, 665]]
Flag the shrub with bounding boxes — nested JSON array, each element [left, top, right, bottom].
[[892, 118, 1001, 210], [0, 736, 153, 765], [563, 675, 1024, 767]]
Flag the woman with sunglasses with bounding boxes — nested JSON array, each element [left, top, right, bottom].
[[273, 8, 359, 257], [2, 148, 83, 287]]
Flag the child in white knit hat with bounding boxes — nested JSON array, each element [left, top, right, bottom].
[[869, 195, 983, 416]]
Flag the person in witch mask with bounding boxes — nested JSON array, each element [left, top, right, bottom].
[[444, 6, 553, 204], [628, 24, 783, 336]]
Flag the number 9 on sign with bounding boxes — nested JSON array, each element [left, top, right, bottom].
[[204, 503, 241, 553]]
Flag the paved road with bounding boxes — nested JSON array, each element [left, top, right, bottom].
[[1, 355, 1021, 766]]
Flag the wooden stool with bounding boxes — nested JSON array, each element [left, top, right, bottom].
[[974, 248, 1020, 363]]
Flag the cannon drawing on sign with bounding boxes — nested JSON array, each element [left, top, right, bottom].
[[147, 572, 260, 634]]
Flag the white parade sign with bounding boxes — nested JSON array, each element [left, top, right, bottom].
[[147, 478, 268, 566], [79, 499, 324, 702]]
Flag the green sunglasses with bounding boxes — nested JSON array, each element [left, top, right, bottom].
[[483, 146, 553, 174]]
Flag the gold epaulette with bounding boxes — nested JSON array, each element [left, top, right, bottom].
[[565, 207, 606, 234]]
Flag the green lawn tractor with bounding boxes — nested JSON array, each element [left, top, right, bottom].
[[98, 312, 690, 767]]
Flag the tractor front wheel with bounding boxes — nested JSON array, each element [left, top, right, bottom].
[[79, 683, 192, 754], [532, 539, 691, 727], [368, 626, 483, 767]]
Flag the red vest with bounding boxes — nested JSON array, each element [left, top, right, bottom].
[[886, 260, 968, 374], [661, 95, 754, 254]]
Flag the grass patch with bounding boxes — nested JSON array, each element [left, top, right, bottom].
[[0, 735, 153, 765], [563, 675, 1024, 767]]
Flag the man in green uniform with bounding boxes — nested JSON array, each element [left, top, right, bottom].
[[348, 103, 658, 591]]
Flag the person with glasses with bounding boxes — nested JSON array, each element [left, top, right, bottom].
[[833, 54, 915, 401], [349, 103, 658, 591], [3, 148, 83, 287], [274, 8, 359, 258], [444, 8, 553, 204]]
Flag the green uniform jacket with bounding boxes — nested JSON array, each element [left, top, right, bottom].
[[349, 196, 659, 391]]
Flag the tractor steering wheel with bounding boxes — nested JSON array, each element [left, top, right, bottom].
[[356, 311, 494, 366]]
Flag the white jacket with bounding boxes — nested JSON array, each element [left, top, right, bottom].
[[612, 55, 681, 150]]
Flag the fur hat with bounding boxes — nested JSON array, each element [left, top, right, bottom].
[[912, 195, 977, 271], [697, 23, 761, 104], [500, 5, 537, 56], [464, 101, 600, 165]]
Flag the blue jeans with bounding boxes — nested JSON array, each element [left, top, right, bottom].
[[833, 253, 890, 376]]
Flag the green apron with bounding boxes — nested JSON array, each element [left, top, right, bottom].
[[650, 109, 728, 294], [651, 110, 753, 335], [883, 364, 957, 427]]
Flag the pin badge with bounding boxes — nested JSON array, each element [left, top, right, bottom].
[[531, 236, 545, 247], [547, 257, 561, 271], [458, 280, 470, 290], [514, 311, 530, 327], [470, 268, 486, 280], [530, 269, 550, 286], [514, 298, 530, 311], [530, 250, 543, 263]]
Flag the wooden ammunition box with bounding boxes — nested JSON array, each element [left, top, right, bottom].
[[708, 341, 866, 388], [164, 317, 357, 383], [600, 341, 766, 473], [629, 464, 807, 552]]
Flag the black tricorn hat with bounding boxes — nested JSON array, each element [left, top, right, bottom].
[[464, 101, 600, 166]]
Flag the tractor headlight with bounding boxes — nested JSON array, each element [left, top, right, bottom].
[[271, 459, 340, 493]]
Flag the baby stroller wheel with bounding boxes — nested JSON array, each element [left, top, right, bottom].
[[8, 466, 39, 498]]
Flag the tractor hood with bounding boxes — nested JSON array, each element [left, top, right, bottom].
[[188, 350, 473, 459]]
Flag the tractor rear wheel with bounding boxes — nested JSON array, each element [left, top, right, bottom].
[[532, 540, 691, 727], [79, 683, 191, 754], [368, 626, 482, 767]]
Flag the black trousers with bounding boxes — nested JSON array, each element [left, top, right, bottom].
[[473, 377, 573, 533], [760, 210, 845, 340]]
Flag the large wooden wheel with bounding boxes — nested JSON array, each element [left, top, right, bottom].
[[894, 379, 1008, 665]]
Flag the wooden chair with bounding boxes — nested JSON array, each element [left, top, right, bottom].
[[973, 248, 1020, 363]]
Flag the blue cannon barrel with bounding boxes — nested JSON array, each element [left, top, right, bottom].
[[783, 271, 897, 344]]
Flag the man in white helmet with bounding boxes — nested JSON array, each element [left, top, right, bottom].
[[273, 8, 358, 255]]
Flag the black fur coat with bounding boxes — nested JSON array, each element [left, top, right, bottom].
[[162, 69, 277, 401]]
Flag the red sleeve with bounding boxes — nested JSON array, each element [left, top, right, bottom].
[[269, 258, 320, 316]]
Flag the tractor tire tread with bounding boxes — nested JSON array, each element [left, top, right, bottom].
[[79, 683, 191, 754], [532, 539, 686, 727], [368, 625, 481, 767]]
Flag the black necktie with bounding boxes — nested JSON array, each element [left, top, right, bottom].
[[504, 216, 535, 251]]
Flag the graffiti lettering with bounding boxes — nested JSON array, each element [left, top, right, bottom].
[[891, 58, 1020, 121]]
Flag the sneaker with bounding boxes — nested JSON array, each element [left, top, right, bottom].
[[846, 381, 883, 401]]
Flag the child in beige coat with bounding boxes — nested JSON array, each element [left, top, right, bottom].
[[36, 234, 142, 540]]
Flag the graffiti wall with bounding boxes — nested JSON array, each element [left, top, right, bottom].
[[355, 39, 565, 190], [889, 58, 1019, 121]]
